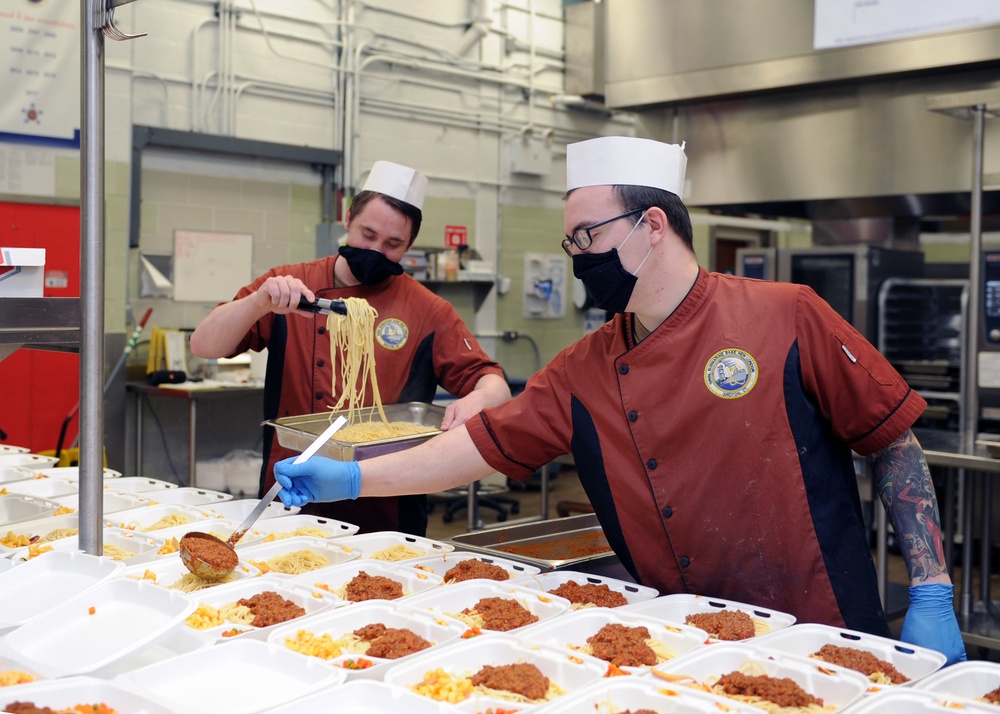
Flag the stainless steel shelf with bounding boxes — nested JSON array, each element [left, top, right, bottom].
[[0, 297, 81, 361]]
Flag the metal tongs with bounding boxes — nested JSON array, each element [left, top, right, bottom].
[[297, 297, 348, 315]]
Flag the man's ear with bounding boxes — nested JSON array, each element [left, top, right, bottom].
[[644, 206, 670, 244], [343, 208, 353, 230]]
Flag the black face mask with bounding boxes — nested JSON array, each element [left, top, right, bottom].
[[572, 249, 638, 314], [338, 245, 404, 285]]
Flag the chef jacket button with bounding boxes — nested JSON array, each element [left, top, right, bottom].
[[619, 365, 629, 375], [628, 411, 638, 422], [317, 359, 325, 367], [679, 556, 691, 568], [647, 459, 657, 469], [318, 326, 326, 335], [315, 392, 323, 400], [662, 506, 673, 518]]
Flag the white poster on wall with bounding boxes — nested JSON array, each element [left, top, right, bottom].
[[0, 1, 80, 145], [523, 252, 566, 319], [173, 231, 253, 303], [814, 0, 1000, 50]]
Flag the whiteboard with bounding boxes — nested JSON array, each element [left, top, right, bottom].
[[173, 230, 253, 302]]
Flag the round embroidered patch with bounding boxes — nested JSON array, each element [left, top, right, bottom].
[[704, 348, 758, 399], [375, 318, 408, 350]]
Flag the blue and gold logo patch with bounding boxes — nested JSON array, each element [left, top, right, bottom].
[[375, 318, 408, 350], [704, 348, 758, 399]]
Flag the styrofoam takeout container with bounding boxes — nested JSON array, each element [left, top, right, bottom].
[[267, 599, 465, 680], [8, 527, 165, 566], [120, 638, 347, 714], [517, 606, 709, 674], [2, 477, 78, 499], [53, 489, 150, 514], [332, 530, 453, 561], [0, 493, 62, 526], [106, 476, 178, 493], [0, 444, 29, 455], [0, 577, 195, 679], [915, 659, 1000, 701], [0, 651, 44, 687], [144, 486, 234, 507], [119, 556, 261, 592], [0, 513, 82, 555], [287, 558, 443, 603], [267, 679, 449, 714], [198, 497, 300, 520], [842, 686, 1000, 713], [538, 675, 767, 714], [0, 675, 176, 714], [620, 592, 796, 638], [241, 513, 359, 541], [104, 502, 208, 532], [0, 465, 34, 485], [383, 633, 607, 711], [408, 550, 540, 582], [235, 535, 360, 575], [32, 465, 122, 480], [0, 453, 59, 470], [754, 622, 946, 689], [402, 579, 572, 632], [0, 550, 124, 632], [653, 642, 869, 711], [512, 569, 659, 607]]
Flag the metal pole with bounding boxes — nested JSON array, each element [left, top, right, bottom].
[[963, 105, 986, 454], [79, 0, 106, 556]]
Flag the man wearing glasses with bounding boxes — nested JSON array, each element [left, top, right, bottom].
[[273, 136, 965, 665]]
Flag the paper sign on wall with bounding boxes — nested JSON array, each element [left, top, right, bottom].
[[173, 230, 253, 303], [445, 225, 468, 247]]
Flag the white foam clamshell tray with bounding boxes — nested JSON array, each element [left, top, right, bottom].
[[653, 642, 869, 711], [267, 679, 451, 714], [235, 535, 360, 574], [620, 592, 797, 638], [332, 529, 454, 561], [0, 493, 62, 527], [0, 513, 82, 555], [0, 577, 195, 679], [517, 606, 710, 675], [0, 558, 13, 574], [119, 637, 347, 714], [104, 502, 209, 532], [538, 674, 768, 714], [182, 575, 342, 643], [32, 466, 123, 480], [8, 527, 166, 566], [119, 556, 261, 592], [146, 486, 235, 506], [0, 453, 58, 470], [151, 517, 264, 554], [286, 558, 444, 603], [198, 497, 300, 520], [266, 599, 465, 680], [841, 686, 1000, 713], [0, 675, 176, 714], [53, 489, 151, 514], [0, 651, 43, 686], [754, 622, 946, 689], [240, 513, 359, 541], [0, 444, 29, 455], [915, 659, 1000, 700], [383, 632, 607, 712], [0, 551, 124, 632], [402, 579, 572, 632], [2, 476, 79, 499], [107, 476, 178, 493], [0, 465, 34, 485], [511, 569, 659, 607], [407, 550, 540, 581]]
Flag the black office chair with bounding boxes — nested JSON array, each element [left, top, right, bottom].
[[427, 479, 521, 524]]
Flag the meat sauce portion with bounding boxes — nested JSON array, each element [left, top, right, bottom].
[[586, 623, 657, 667], [237, 590, 305, 628], [344, 571, 404, 602], [352, 622, 432, 659], [685, 609, 755, 640], [465, 596, 538, 631], [548, 581, 627, 608], [813, 644, 909, 684], [443, 558, 510, 583], [717, 671, 823, 708], [983, 685, 1000, 704], [5, 704, 59, 714], [471, 663, 550, 701]]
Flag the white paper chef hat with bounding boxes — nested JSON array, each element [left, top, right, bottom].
[[566, 136, 687, 196], [362, 160, 428, 210]]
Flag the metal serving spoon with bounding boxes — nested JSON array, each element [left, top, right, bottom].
[[178, 415, 348, 580]]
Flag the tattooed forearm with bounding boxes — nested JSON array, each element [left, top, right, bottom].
[[867, 429, 949, 584]]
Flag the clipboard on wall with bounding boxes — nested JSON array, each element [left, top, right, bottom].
[[173, 230, 253, 302]]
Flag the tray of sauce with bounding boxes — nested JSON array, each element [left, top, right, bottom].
[[449, 514, 615, 569]]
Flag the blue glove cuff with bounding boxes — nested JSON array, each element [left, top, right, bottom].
[[346, 461, 362, 500], [908, 583, 954, 608]]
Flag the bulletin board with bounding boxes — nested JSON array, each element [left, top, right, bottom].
[[173, 230, 253, 302]]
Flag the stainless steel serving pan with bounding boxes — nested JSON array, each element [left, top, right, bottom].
[[264, 402, 445, 462]]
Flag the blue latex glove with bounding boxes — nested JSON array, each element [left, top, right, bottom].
[[273, 457, 361, 507], [900, 583, 966, 666]]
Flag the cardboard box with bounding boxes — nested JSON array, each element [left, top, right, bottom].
[[0, 248, 45, 297]]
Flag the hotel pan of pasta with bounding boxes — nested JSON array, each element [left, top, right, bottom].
[[383, 631, 607, 710], [181, 575, 341, 643], [120, 554, 262, 594], [8, 527, 165, 565], [287, 558, 444, 604], [143, 485, 234, 507], [0, 493, 62, 527], [914, 659, 1000, 704], [197, 496, 300, 521], [0, 550, 124, 633], [516, 606, 710, 676], [104, 502, 209, 534], [234, 535, 360, 576], [619, 592, 797, 641], [239, 513, 359, 542], [753, 622, 946, 691], [0, 452, 59, 470], [266, 401, 446, 462], [151, 516, 262, 557], [401, 579, 572, 634], [1, 475, 79, 500], [331, 529, 453, 562], [266, 599, 466, 680], [0, 577, 195, 679], [510, 569, 659, 609], [534, 673, 768, 714], [847, 686, 1000, 712], [0, 513, 86, 556], [267, 679, 450, 714], [406, 550, 539, 583], [0, 675, 177, 714], [651, 641, 869, 712], [120, 638, 347, 714]]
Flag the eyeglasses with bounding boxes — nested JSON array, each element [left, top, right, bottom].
[[561, 209, 644, 257]]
